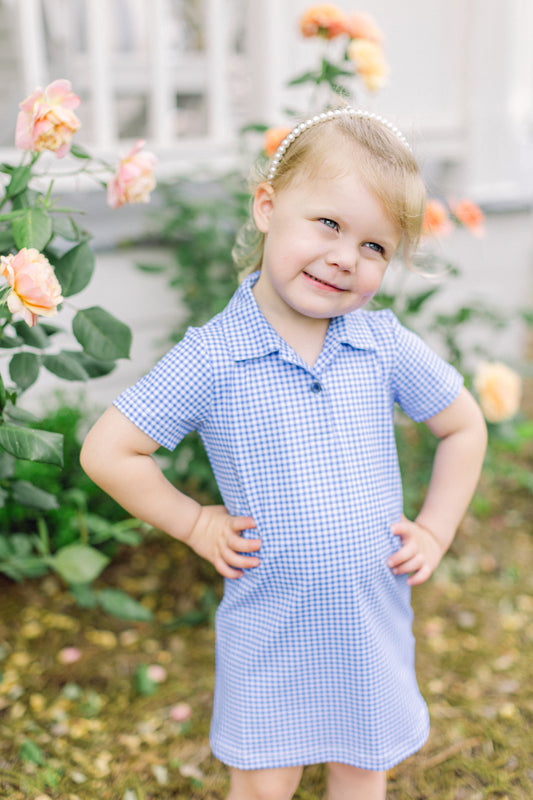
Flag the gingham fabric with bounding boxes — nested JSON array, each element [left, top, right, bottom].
[[114, 272, 463, 771]]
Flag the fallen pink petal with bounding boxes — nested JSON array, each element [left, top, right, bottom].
[[146, 664, 167, 683], [170, 702, 192, 722], [58, 647, 82, 664]]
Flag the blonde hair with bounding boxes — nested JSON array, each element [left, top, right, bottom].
[[233, 108, 426, 278]]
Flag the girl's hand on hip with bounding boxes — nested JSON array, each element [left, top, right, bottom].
[[185, 505, 260, 579], [388, 518, 443, 586]]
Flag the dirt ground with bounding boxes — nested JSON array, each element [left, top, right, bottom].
[[0, 456, 532, 800]]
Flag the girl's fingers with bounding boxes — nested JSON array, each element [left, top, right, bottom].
[[407, 565, 432, 586], [227, 531, 262, 552], [215, 558, 244, 580], [229, 515, 256, 532]]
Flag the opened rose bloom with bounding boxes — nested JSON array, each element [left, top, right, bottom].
[[300, 4, 347, 39], [344, 11, 383, 43], [15, 79, 81, 158], [450, 199, 485, 236], [107, 140, 157, 209], [422, 199, 453, 237], [474, 361, 522, 423], [347, 39, 389, 91], [264, 127, 292, 157], [0, 248, 63, 327]]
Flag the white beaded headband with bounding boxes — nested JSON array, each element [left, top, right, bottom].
[[266, 106, 411, 182]]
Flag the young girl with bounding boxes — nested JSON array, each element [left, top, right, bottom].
[[81, 106, 487, 800]]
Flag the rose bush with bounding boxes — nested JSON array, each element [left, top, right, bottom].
[[0, 80, 156, 614], [290, 3, 389, 98]]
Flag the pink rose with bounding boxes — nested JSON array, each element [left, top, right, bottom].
[[422, 199, 453, 238], [264, 127, 292, 157], [0, 248, 63, 327], [299, 4, 347, 39], [347, 39, 389, 91], [15, 79, 81, 158], [344, 11, 383, 44], [474, 362, 522, 423], [107, 140, 157, 209], [449, 199, 485, 237]]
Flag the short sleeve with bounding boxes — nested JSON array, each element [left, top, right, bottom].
[[113, 327, 213, 450], [387, 312, 464, 422]]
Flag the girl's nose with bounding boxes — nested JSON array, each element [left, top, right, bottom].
[[326, 241, 357, 272]]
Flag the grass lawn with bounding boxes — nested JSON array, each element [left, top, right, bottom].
[[0, 440, 531, 800]]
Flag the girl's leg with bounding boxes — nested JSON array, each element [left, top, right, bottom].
[[227, 765, 303, 800], [326, 763, 386, 800]]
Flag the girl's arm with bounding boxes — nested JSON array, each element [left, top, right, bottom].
[[80, 406, 260, 578], [387, 386, 487, 585]]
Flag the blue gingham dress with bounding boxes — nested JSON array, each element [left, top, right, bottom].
[[114, 272, 463, 771]]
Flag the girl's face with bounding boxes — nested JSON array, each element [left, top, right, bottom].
[[252, 153, 401, 329]]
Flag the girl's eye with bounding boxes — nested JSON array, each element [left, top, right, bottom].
[[319, 218, 339, 231], [364, 241, 385, 255]]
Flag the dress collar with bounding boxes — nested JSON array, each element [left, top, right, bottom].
[[222, 272, 378, 362]]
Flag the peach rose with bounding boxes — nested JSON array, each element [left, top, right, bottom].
[[107, 140, 157, 209], [299, 4, 347, 39], [422, 199, 453, 237], [347, 39, 389, 91], [0, 248, 63, 327], [450, 199, 485, 236], [15, 79, 81, 158], [474, 362, 522, 423], [344, 11, 383, 43], [264, 127, 292, 157]]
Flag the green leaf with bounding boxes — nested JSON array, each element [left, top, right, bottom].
[[405, 288, 440, 314], [52, 215, 82, 242], [69, 583, 99, 608], [0, 331, 24, 348], [11, 479, 59, 511], [288, 69, 321, 86], [0, 451, 15, 479], [61, 350, 116, 378], [72, 307, 132, 361], [19, 739, 46, 765], [134, 664, 158, 696], [0, 423, 63, 466], [4, 405, 40, 424], [43, 352, 89, 381], [52, 241, 95, 297], [0, 285, 13, 305], [97, 588, 153, 621], [51, 543, 110, 584], [9, 351, 41, 390], [12, 207, 53, 250], [12, 320, 49, 348], [70, 143, 91, 159], [0, 230, 15, 251], [6, 165, 32, 199]]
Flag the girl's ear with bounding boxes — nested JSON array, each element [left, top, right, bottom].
[[253, 182, 275, 234]]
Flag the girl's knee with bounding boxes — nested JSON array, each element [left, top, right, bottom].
[[327, 762, 386, 800], [228, 764, 303, 800]]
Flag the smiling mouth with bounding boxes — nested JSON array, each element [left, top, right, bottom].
[[303, 271, 346, 291]]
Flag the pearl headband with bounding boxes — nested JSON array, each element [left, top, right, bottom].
[[266, 106, 411, 182]]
